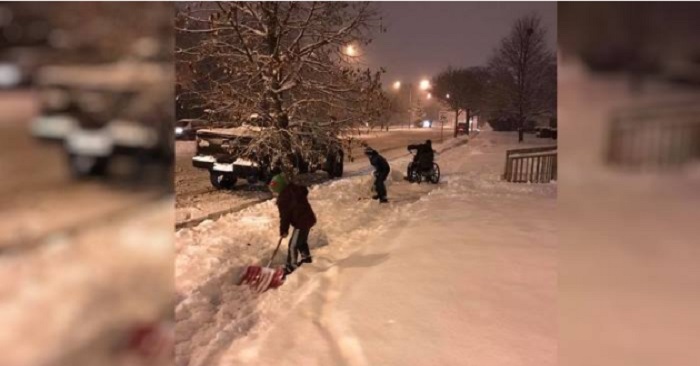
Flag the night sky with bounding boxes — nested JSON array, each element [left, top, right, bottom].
[[363, 2, 557, 86]]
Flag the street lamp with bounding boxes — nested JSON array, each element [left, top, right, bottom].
[[446, 93, 450, 99], [392, 80, 414, 129], [393, 79, 433, 129], [345, 44, 357, 57], [419, 79, 430, 91]]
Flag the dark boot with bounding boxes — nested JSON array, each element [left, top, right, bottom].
[[297, 256, 313, 266]]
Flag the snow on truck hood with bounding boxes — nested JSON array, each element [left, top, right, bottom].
[[196, 125, 345, 140], [196, 126, 264, 138]]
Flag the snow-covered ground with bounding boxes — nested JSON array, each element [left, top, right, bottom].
[[0, 198, 174, 366], [175, 128, 557, 366], [558, 56, 700, 366]]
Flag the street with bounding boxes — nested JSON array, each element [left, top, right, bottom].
[[0, 91, 160, 248]]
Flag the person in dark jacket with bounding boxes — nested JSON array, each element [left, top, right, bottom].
[[268, 174, 317, 274], [364, 147, 390, 203], [407, 139, 435, 171]]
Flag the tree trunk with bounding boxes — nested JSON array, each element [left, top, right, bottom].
[[465, 108, 471, 136], [518, 117, 524, 143], [453, 108, 459, 137]]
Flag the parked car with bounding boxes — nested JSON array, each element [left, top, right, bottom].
[[537, 127, 558, 139], [30, 60, 173, 178], [0, 47, 45, 88], [192, 126, 345, 189], [456, 123, 468, 134], [0, 61, 23, 88], [175, 119, 209, 140], [662, 55, 700, 85]]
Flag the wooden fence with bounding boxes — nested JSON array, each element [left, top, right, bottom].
[[607, 102, 700, 170], [503, 146, 557, 183]]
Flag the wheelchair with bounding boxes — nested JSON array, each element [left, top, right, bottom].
[[406, 151, 440, 184]]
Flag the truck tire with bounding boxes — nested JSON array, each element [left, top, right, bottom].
[[210, 171, 236, 189], [326, 151, 344, 178], [259, 165, 273, 184], [331, 152, 344, 177]]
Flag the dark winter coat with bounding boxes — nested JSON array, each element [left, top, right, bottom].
[[276, 183, 317, 236], [369, 153, 390, 177], [408, 142, 434, 170]]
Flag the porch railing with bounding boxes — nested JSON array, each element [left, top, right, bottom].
[[607, 101, 700, 170], [503, 146, 557, 183]]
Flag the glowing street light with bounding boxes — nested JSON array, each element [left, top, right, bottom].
[[391, 79, 433, 129], [446, 93, 450, 99], [345, 44, 357, 57], [419, 79, 431, 91]]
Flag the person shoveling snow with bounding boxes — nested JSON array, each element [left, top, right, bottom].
[[364, 147, 391, 203], [237, 173, 317, 293], [269, 173, 317, 274]]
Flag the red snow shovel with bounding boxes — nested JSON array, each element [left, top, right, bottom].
[[237, 237, 286, 293]]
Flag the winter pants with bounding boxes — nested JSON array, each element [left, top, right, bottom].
[[287, 227, 311, 268], [373, 172, 388, 200]]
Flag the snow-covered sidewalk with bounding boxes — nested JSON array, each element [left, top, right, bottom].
[[175, 131, 557, 366]]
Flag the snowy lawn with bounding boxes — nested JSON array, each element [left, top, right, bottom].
[[175, 130, 557, 366], [559, 57, 700, 366]]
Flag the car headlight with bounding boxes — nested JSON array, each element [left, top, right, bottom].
[[0, 63, 21, 86], [175, 127, 184, 134]]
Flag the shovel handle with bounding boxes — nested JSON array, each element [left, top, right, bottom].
[[266, 236, 285, 268]]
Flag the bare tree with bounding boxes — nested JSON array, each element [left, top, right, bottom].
[[432, 66, 488, 137], [176, 2, 386, 176], [487, 15, 555, 133]]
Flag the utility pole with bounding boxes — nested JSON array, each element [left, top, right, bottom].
[[408, 84, 413, 129], [439, 114, 446, 143]]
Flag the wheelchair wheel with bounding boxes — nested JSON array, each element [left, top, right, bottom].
[[429, 163, 440, 184], [407, 163, 420, 183]]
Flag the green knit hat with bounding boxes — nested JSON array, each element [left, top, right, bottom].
[[268, 174, 288, 193]]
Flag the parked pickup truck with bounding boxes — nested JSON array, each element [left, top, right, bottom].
[[30, 61, 173, 178], [191, 126, 345, 189]]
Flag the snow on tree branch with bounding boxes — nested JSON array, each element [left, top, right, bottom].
[[176, 1, 387, 176]]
